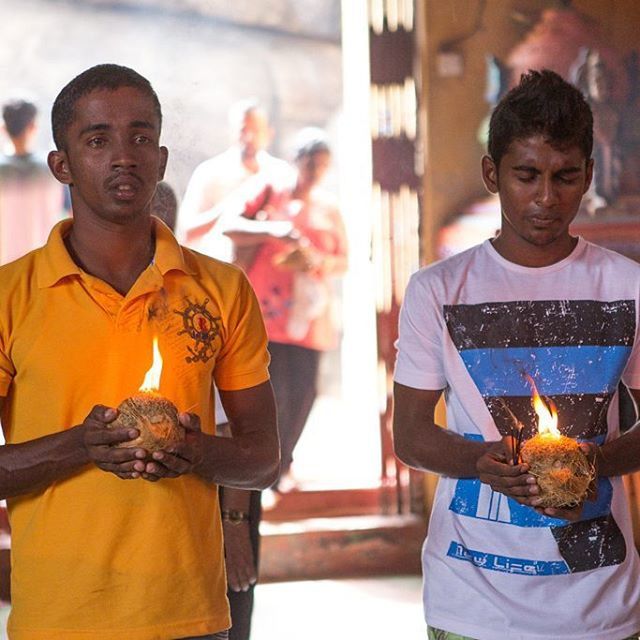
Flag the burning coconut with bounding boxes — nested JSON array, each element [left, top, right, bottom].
[[518, 376, 594, 509], [109, 337, 185, 452]]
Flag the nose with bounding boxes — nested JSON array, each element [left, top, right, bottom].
[[536, 176, 559, 208], [111, 138, 138, 170]]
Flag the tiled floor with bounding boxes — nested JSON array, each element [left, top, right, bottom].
[[251, 575, 425, 639]]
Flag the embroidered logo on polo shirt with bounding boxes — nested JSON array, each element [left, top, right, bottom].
[[174, 298, 221, 363]]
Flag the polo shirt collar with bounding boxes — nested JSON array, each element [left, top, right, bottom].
[[37, 217, 195, 289]]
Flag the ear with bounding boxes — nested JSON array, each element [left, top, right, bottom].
[[47, 150, 73, 186], [158, 146, 168, 181], [481, 155, 499, 194], [583, 158, 594, 195]]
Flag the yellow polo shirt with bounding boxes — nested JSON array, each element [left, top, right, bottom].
[[0, 218, 270, 639]]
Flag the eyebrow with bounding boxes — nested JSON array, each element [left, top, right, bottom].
[[78, 120, 156, 137], [511, 164, 583, 174]]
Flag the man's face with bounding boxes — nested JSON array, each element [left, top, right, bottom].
[[482, 134, 593, 265], [48, 86, 167, 225], [237, 109, 271, 159]]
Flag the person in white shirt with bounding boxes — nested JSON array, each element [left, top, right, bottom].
[[393, 69, 640, 640], [178, 99, 290, 260]]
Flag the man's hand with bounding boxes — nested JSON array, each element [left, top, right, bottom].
[[140, 412, 204, 482], [83, 405, 148, 480], [223, 520, 257, 592], [476, 439, 541, 506]]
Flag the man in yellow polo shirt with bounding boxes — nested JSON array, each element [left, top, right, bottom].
[[0, 64, 279, 640]]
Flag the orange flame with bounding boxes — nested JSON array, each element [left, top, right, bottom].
[[139, 337, 163, 392], [525, 374, 560, 437]]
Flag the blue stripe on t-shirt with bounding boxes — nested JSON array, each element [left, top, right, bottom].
[[458, 345, 631, 396]]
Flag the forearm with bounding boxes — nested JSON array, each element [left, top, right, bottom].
[[395, 421, 493, 478], [0, 426, 90, 499], [183, 205, 224, 244], [223, 217, 293, 247], [195, 431, 279, 489], [596, 422, 640, 477]]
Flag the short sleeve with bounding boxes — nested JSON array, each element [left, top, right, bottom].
[[214, 272, 270, 391], [394, 271, 447, 390]]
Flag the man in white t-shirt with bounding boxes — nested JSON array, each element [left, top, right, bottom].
[[394, 70, 640, 640], [178, 99, 291, 261]]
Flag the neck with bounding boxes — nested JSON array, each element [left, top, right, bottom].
[[292, 180, 312, 201], [10, 138, 29, 156], [241, 149, 259, 174], [491, 234, 578, 268], [65, 219, 155, 295]]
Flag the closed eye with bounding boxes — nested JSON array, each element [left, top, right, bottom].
[[556, 174, 580, 185]]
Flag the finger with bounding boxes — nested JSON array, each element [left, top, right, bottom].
[[178, 412, 201, 432], [87, 404, 118, 423], [480, 478, 540, 499], [97, 459, 147, 474], [478, 459, 530, 478], [85, 427, 140, 447], [226, 566, 242, 592], [113, 470, 142, 480], [143, 460, 182, 478], [150, 452, 191, 475], [89, 444, 147, 464]]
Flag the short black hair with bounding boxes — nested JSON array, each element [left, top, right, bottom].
[[2, 97, 37, 138], [488, 69, 593, 168], [51, 64, 162, 150]]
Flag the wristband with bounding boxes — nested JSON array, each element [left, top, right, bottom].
[[222, 509, 250, 525]]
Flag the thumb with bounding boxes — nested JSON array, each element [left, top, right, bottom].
[[179, 412, 202, 432]]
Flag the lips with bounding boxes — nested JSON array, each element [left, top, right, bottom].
[[107, 173, 142, 200], [529, 214, 557, 228]]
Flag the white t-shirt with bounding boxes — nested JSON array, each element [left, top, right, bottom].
[[178, 147, 291, 261], [395, 238, 640, 640]]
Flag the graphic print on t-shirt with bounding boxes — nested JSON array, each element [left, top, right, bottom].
[[443, 299, 635, 574]]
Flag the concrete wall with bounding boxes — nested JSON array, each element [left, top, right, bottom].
[[0, 0, 342, 198]]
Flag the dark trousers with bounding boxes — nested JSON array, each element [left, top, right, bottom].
[[220, 488, 262, 640], [268, 341, 322, 478]]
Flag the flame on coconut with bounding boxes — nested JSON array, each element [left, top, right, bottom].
[[524, 374, 560, 438], [140, 337, 163, 393]]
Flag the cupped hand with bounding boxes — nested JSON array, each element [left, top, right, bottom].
[[83, 404, 147, 480], [476, 439, 541, 506], [140, 412, 204, 482]]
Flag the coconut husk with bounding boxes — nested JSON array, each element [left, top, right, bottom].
[[520, 433, 594, 508], [109, 392, 184, 452]]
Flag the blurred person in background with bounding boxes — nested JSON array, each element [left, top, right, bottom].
[[179, 99, 290, 260], [0, 95, 65, 264], [222, 127, 348, 493], [151, 180, 178, 232]]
